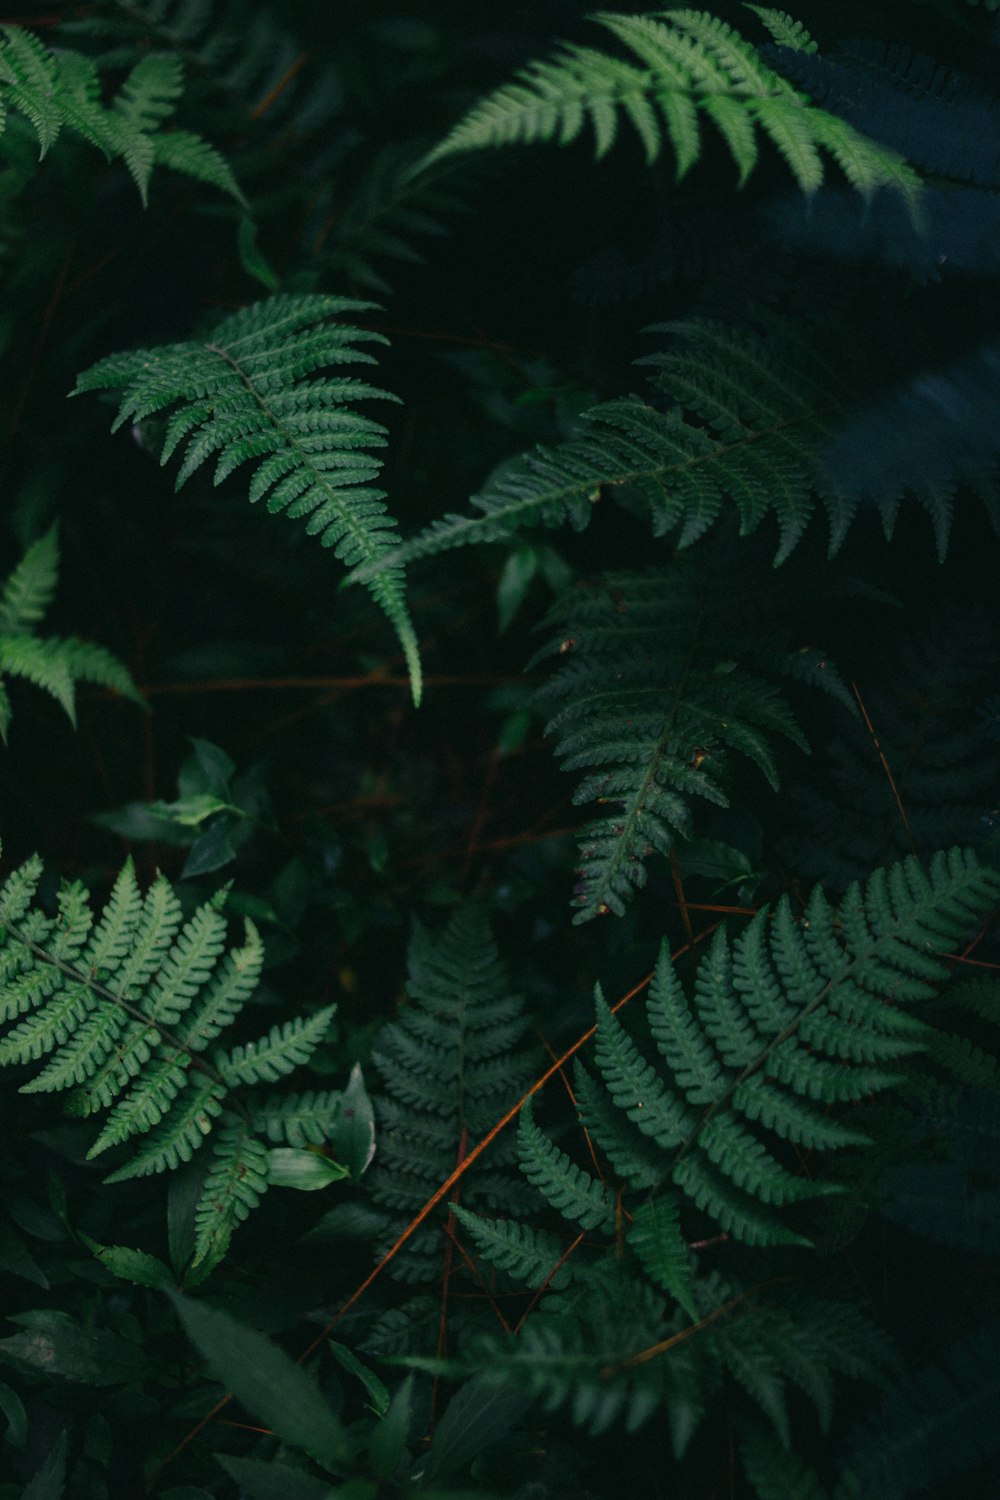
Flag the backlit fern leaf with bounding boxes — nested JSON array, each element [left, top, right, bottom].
[[421, 8, 920, 207], [0, 854, 340, 1269], [73, 293, 421, 703]]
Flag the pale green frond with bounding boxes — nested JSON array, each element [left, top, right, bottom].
[[0, 25, 65, 155], [74, 294, 421, 704], [0, 636, 75, 720], [744, 6, 818, 53], [422, 8, 921, 206]]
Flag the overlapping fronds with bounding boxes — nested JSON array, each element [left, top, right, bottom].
[[534, 562, 852, 922], [446, 851, 996, 1437], [0, 24, 242, 205], [0, 853, 344, 1268], [367, 905, 533, 1281], [0, 526, 143, 744], [73, 293, 421, 703], [420, 8, 921, 209]]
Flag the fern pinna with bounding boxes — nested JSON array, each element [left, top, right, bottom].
[[0, 853, 364, 1273], [73, 293, 422, 702], [442, 850, 999, 1440]]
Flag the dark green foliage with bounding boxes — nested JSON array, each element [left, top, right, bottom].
[[0, 3, 999, 1498]]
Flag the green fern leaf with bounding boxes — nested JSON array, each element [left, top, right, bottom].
[[536, 566, 811, 921], [745, 7, 818, 52], [452, 1203, 575, 1290], [0, 26, 243, 205], [0, 525, 59, 633], [73, 294, 421, 704], [369, 904, 533, 1282], [0, 25, 67, 155], [518, 1099, 616, 1232], [251, 1089, 345, 1146], [421, 9, 920, 208], [0, 854, 327, 1259], [217, 1007, 335, 1087], [192, 1118, 269, 1269], [627, 1196, 698, 1316], [585, 850, 1000, 1245]]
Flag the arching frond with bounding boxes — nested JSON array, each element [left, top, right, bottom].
[[73, 293, 421, 703], [421, 9, 920, 208]]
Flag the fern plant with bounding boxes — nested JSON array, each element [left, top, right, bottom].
[[0, 526, 143, 743], [0, 23, 243, 205], [437, 849, 999, 1439], [0, 852, 365, 1272], [73, 292, 422, 702], [531, 557, 855, 921]]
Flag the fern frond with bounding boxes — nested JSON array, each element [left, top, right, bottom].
[[421, 9, 920, 207], [73, 293, 421, 704], [0, 525, 59, 633], [0, 25, 243, 205], [0, 855, 339, 1256], [368, 905, 533, 1282], [536, 565, 816, 921], [593, 853, 997, 1243], [350, 313, 974, 589]]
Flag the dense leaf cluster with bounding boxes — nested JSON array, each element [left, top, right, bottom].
[[0, 3, 999, 1499]]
